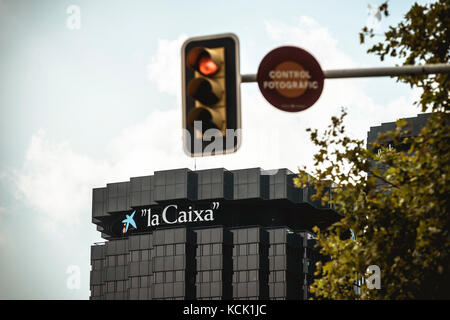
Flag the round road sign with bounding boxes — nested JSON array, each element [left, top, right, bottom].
[[257, 46, 324, 112]]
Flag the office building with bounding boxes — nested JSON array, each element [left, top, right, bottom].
[[90, 167, 341, 300]]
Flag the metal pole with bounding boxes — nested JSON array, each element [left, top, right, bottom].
[[241, 74, 257, 82], [240, 63, 450, 82]]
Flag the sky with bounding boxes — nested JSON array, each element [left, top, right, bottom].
[[0, 0, 431, 299]]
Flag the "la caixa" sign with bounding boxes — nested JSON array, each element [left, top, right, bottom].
[[120, 202, 220, 234], [142, 201, 220, 227]]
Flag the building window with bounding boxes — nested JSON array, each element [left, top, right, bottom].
[[117, 280, 124, 292], [166, 271, 174, 282], [155, 272, 164, 284], [140, 276, 148, 287], [131, 277, 139, 288], [249, 243, 258, 255], [212, 244, 221, 255], [156, 246, 164, 257], [166, 244, 174, 256], [239, 271, 247, 282], [203, 271, 210, 283], [108, 255, 115, 267], [93, 260, 102, 270], [212, 270, 221, 282], [175, 270, 184, 282], [275, 244, 285, 255], [175, 244, 185, 255], [131, 251, 140, 262], [202, 244, 211, 256], [107, 281, 115, 293], [276, 271, 285, 282], [92, 285, 101, 296]]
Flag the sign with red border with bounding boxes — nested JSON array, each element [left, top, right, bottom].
[[257, 46, 324, 112]]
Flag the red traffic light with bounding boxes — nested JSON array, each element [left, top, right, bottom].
[[198, 54, 219, 76], [187, 47, 221, 76]]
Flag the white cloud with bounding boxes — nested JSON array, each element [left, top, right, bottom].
[[147, 34, 188, 100], [265, 16, 357, 70], [105, 108, 184, 177], [13, 16, 423, 231], [14, 130, 111, 228]]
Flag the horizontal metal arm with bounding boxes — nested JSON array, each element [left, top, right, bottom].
[[241, 74, 257, 82], [241, 63, 450, 82]]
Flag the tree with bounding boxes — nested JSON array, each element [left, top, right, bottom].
[[295, 0, 450, 299]]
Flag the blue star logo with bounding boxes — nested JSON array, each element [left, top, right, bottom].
[[122, 211, 137, 233]]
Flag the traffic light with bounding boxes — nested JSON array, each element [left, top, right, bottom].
[[181, 33, 241, 157]]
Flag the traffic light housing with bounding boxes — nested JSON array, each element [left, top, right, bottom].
[[182, 33, 241, 157]]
